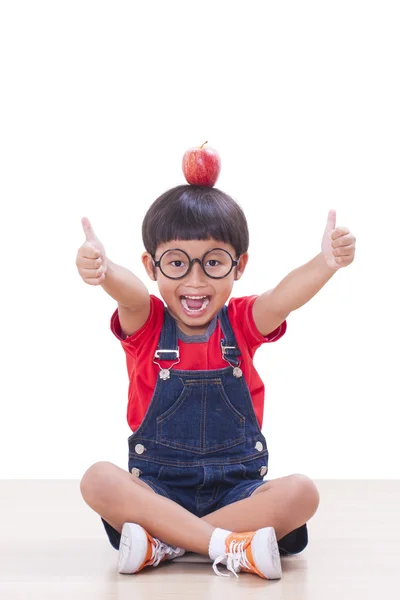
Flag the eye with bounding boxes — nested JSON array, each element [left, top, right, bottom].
[[171, 260, 186, 268], [206, 259, 220, 267]]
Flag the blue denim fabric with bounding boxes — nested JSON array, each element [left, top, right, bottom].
[[101, 306, 308, 555]]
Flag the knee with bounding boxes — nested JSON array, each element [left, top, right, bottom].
[[80, 461, 116, 505], [290, 474, 320, 516]]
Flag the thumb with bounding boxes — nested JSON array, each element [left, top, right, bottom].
[[325, 209, 336, 235], [81, 217, 97, 243]]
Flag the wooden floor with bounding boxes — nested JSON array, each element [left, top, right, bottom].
[[0, 480, 399, 599]]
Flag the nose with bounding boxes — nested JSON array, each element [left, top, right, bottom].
[[185, 260, 207, 285]]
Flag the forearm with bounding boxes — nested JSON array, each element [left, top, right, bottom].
[[101, 259, 149, 309], [269, 252, 336, 314]]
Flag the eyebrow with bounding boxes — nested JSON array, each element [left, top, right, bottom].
[[163, 250, 186, 258], [163, 246, 230, 254], [205, 249, 228, 255]]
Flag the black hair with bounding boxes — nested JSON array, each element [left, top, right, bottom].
[[142, 185, 249, 257]]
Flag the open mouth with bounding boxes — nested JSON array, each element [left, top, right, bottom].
[[180, 295, 210, 315]]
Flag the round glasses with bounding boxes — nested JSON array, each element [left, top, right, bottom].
[[152, 248, 239, 280]]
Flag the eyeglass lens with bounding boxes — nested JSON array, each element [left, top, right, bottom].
[[159, 249, 233, 279]]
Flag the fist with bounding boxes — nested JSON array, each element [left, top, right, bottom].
[[321, 210, 356, 271], [75, 217, 108, 285]]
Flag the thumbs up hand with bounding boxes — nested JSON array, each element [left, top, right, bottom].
[[75, 217, 108, 285], [321, 210, 356, 271]]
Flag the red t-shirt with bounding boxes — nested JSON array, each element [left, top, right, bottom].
[[111, 294, 286, 432]]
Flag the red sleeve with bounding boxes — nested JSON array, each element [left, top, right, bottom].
[[227, 295, 287, 354], [110, 295, 165, 357]]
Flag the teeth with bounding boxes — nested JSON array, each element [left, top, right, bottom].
[[181, 297, 210, 313]]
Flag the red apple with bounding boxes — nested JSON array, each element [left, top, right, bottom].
[[182, 141, 221, 187]]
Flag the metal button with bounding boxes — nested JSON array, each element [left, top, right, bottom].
[[135, 444, 145, 455], [255, 441, 263, 452], [130, 467, 141, 477], [259, 466, 268, 477]]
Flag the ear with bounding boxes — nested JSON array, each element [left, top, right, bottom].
[[142, 252, 157, 281], [234, 252, 249, 281]]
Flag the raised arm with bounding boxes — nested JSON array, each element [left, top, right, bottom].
[[76, 217, 150, 337], [252, 210, 356, 336]]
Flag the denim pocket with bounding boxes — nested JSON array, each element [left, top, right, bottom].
[[156, 379, 246, 453], [222, 462, 248, 485]]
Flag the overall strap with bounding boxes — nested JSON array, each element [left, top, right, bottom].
[[154, 308, 180, 361], [218, 305, 242, 367], [154, 305, 242, 366]]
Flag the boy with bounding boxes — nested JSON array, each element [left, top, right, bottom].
[[76, 184, 355, 579]]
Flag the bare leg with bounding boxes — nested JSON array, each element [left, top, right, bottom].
[[80, 461, 214, 555], [80, 463, 319, 554], [201, 474, 320, 541]]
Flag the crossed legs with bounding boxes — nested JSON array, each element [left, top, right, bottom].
[[80, 461, 320, 555]]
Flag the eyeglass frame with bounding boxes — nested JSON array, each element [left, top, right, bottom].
[[151, 247, 240, 280]]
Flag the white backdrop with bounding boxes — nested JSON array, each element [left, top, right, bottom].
[[1, 1, 398, 479]]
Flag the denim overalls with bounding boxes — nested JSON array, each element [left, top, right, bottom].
[[102, 306, 308, 555]]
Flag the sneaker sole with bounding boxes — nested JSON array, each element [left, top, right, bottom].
[[118, 523, 147, 574], [252, 527, 282, 579]]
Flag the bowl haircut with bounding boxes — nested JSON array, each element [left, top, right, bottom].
[[142, 185, 249, 259]]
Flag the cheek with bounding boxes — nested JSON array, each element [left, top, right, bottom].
[[215, 280, 234, 298], [157, 280, 178, 297]]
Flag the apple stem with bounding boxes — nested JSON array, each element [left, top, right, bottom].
[[200, 141, 208, 149]]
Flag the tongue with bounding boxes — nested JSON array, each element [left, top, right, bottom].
[[185, 298, 204, 309]]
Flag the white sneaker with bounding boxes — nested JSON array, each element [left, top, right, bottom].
[[212, 527, 282, 579], [118, 523, 185, 574]]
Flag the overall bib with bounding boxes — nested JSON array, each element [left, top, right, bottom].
[[102, 306, 308, 555]]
